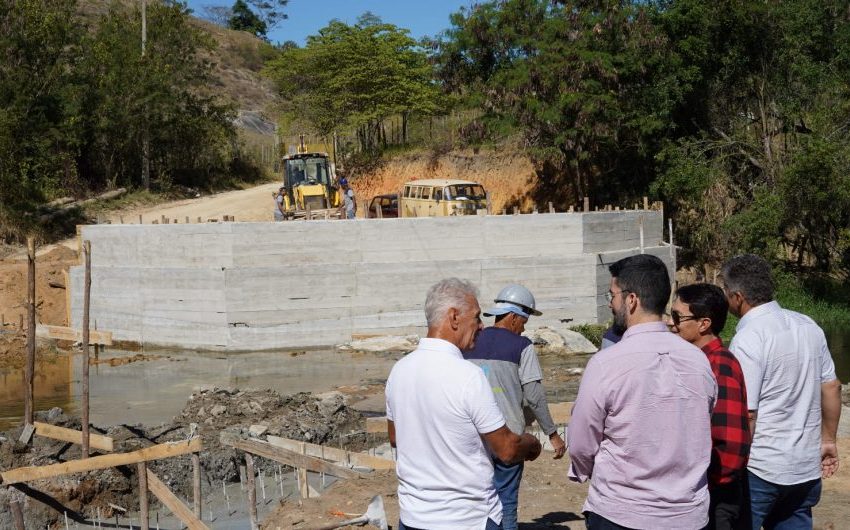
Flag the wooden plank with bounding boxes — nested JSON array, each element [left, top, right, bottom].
[[63, 269, 71, 327], [145, 469, 209, 530], [219, 433, 367, 480], [548, 401, 574, 425], [138, 462, 149, 530], [1, 438, 202, 485], [34, 422, 114, 452], [245, 453, 258, 529], [36, 325, 113, 346], [266, 435, 394, 471], [366, 416, 387, 434]]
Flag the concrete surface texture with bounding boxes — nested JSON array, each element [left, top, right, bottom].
[[69, 211, 672, 350]]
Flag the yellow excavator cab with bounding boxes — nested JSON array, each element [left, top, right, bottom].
[[281, 152, 340, 212]]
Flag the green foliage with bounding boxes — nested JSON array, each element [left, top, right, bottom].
[[229, 0, 267, 37], [264, 14, 440, 152], [569, 323, 606, 349], [0, 0, 254, 239]]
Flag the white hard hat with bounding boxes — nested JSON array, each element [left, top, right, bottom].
[[484, 284, 542, 318]]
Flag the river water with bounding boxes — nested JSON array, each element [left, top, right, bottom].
[[2, 329, 848, 432]]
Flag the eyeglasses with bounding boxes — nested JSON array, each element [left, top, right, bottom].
[[669, 309, 700, 327], [605, 289, 632, 302]]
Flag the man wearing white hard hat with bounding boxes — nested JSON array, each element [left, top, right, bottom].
[[464, 284, 567, 530]]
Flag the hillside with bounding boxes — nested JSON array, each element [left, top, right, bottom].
[[78, 0, 278, 115]]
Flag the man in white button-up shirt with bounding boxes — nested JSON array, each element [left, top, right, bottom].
[[722, 254, 842, 529], [385, 278, 542, 530]]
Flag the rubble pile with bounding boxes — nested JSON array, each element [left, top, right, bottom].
[[0, 388, 366, 529]]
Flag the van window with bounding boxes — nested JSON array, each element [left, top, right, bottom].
[[414, 187, 422, 199], [433, 188, 442, 201], [422, 187, 432, 200], [403, 186, 411, 198], [447, 184, 486, 200]]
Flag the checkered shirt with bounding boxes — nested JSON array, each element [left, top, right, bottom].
[[702, 337, 751, 487]]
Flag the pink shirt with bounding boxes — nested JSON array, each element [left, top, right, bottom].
[[568, 322, 717, 529]]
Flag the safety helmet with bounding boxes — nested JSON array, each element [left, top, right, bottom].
[[483, 284, 542, 318]]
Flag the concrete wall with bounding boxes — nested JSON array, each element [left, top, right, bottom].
[[70, 210, 672, 350]]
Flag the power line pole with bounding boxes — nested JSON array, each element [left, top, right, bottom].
[[141, 0, 150, 189]]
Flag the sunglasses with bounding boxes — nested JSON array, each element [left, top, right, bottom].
[[669, 309, 701, 327]]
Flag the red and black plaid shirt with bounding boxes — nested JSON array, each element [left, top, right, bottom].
[[702, 337, 750, 487]]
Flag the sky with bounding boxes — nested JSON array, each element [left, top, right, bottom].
[[185, 0, 475, 45]]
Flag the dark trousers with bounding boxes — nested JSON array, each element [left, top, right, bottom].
[[746, 471, 821, 530], [707, 479, 747, 530], [584, 512, 635, 530]]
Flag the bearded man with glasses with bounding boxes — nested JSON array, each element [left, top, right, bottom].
[[569, 254, 717, 530], [669, 283, 751, 530]]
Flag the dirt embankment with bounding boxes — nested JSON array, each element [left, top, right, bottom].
[[0, 245, 78, 368], [0, 388, 367, 530], [352, 147, 538, 213]]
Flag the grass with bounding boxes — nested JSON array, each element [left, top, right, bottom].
[[569, 323, 607, 349]]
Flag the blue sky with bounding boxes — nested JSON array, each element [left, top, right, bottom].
[[186, 0, 474, 45]]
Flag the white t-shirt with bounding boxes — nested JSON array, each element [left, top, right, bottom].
[[386, 338, 506, 529], [730, 301, 837, 485]]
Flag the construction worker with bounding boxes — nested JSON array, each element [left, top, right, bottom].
[[464, 284, 567, 530], [339, 178, 356, 219], [273, 185, 290, 221]]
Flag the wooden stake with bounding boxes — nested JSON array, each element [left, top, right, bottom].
[[82, 240, 92, 458], [583, 197, 590, 212], [643, 196, 649, 210], [10, 500, 25, 530], [185, 216, 189, 224], [192, 453, 202, 519], [197, 216, 202, 223], [139, 215, 143, 224], [513, 206, 518, 215], [119, 216, 124, 224], [548, 202, 554, 213], [299, 442, 308, 499], [24, 236, 36, 428], [639, 217, 645, 254], [138, 462, 149, 530], [245, 454, 258, 530]]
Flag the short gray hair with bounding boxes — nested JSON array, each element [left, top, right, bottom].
[[721, 254, 775, 305], [424, 278, 479, 327]]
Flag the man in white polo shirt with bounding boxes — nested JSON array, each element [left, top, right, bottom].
[[386, 278, 542, 530], [722, 254, 842, 529]]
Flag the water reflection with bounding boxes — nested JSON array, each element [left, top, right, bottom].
[[0, 349, 395, 431], [0, 354, 76, 430]]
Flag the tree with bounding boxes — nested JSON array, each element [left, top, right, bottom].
[[229, 0, 267, 37], [435, 0, 687, 206], [265, 14, 440, 151]]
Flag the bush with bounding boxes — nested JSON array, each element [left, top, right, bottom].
[[569, 323, 607, 349]]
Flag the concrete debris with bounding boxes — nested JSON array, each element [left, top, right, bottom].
[[0, 388, 367, 530], [249, 424, 269, 437], [338, 335, 420, 353], [567, 368, 584, 375], [523, 327, 598, 354]]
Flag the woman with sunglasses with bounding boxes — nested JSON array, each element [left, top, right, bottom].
[[669, 283, 751, 530]]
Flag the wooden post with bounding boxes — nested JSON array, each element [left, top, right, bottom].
[[245, 454, 258, 530], [533, 204, 538, 214], [375, 201, 383, 219], [513, 206, 518, 215], [185, 216, 189, 224], [192, 453, 202, 519], [643, 196, 649, 210], [306, 203, 312, 221], [10, 500, 25, 530], [299, 442, 309, 499], [24, 237, 36, 428], [139, 215, 143, 224], [486, 192, 492, 215], [197, 217, 202, 223], [81, 240, 92, 457], [119, 216, 124, 224], [583, 197, 590, 212], [639, 217, 645, 254], [138, 462, 149, 530], [548, 202, 554, 213]]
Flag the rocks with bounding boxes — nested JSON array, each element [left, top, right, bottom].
[[842, 383, 850, 406], [248, 424, 269, 437], [523, 326, 598, 354], [338, 334, 419, 353], [210, 404, 227, 417]]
